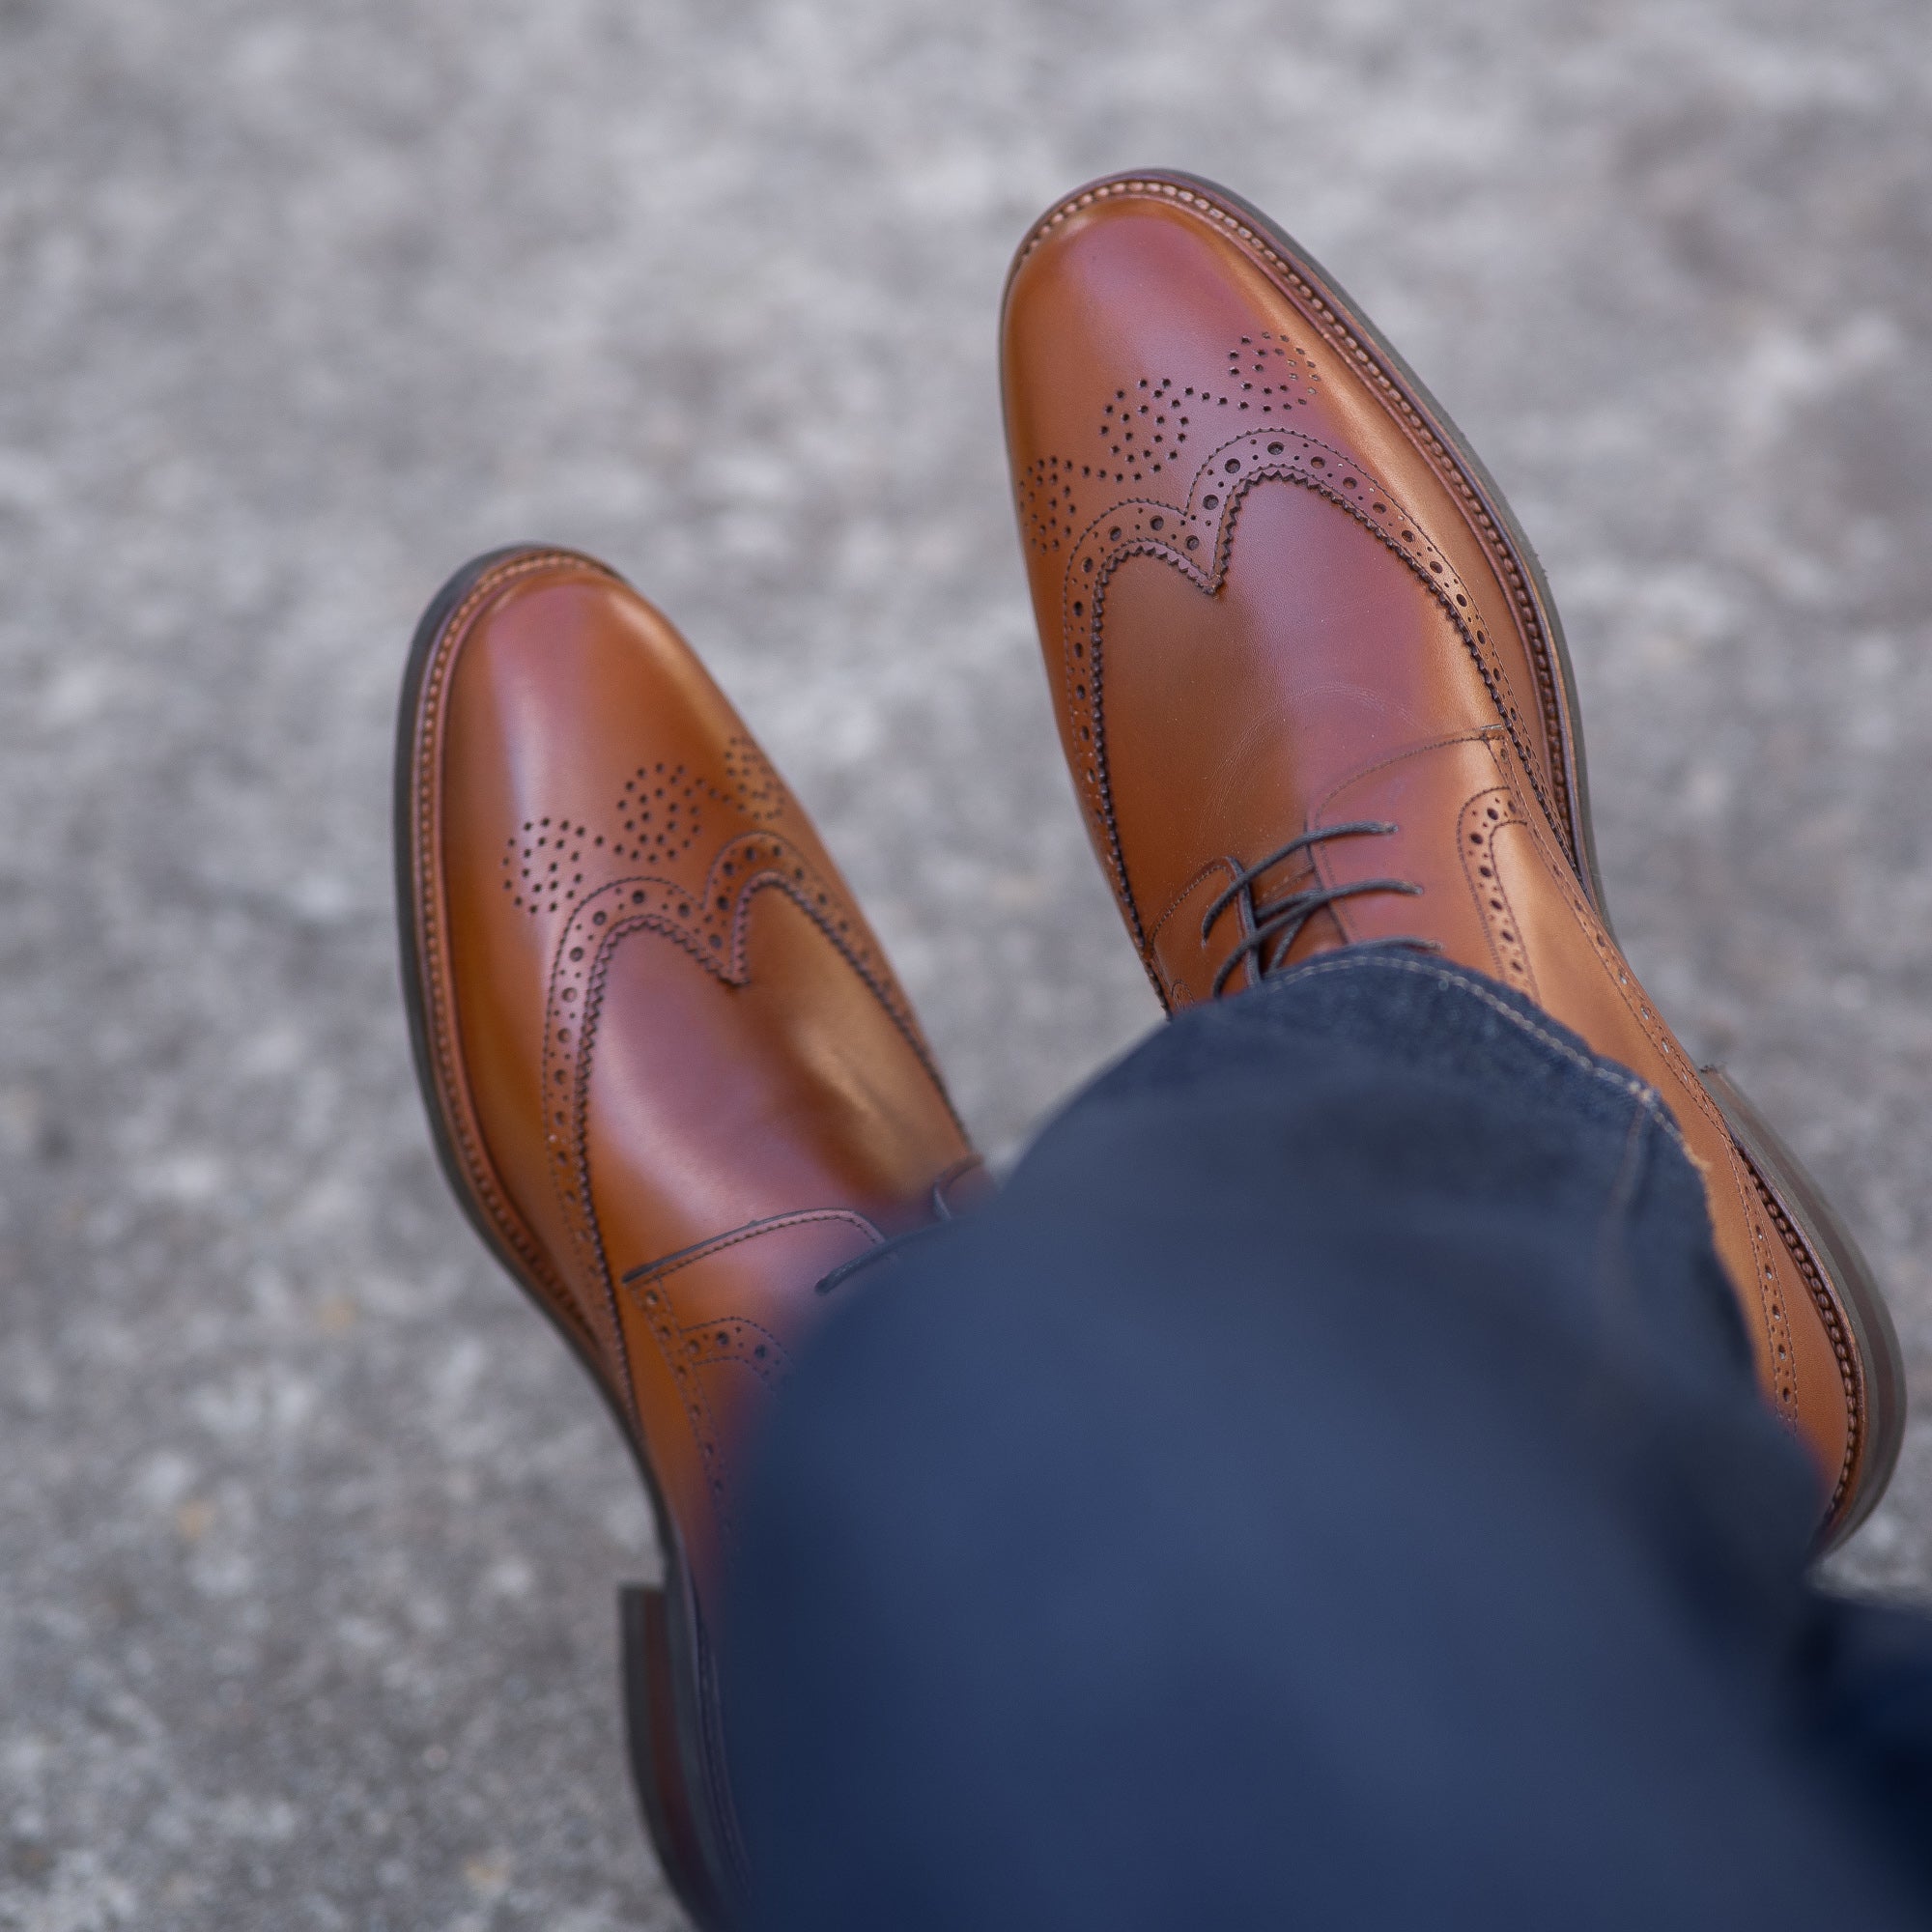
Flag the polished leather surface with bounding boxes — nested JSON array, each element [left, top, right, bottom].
[[1003, 174, 1870, 1533], [402, 549, 980, 1602]]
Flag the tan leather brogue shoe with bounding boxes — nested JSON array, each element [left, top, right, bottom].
[[1002, 171, 1902, 1548], [396, 547, 983, 1921]]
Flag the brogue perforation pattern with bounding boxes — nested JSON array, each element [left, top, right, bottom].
[[1059, 426, 1550, 945], [722, 734, 785, 822], [1738, 1155, 1861, 1514], [1019, 337, 1324, 554], [1019, 455, 1084, 554], [1473, 742, 1816, 1435], [1016, 176, 1579, 876], [1460, 789, 1539, 1000], [680, 1316, 793, 1386], [537, 835, 949, 1508], [498, 739, 815, 917]]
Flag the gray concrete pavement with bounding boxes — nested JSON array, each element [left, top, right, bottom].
[[4, 0, 1931, 1924]]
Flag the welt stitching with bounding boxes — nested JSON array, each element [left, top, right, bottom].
[[412, 552, 618, 1366], [1019, 177, 1576, 868], [1734, 1151, 1859, 1512], [412, 552, 959, 1511]]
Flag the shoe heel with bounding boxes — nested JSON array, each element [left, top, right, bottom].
[[619, 1583, 731, 1928], [1699, 1065, 1907, 1546]]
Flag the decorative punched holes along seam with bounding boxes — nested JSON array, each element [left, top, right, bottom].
[[1015, 178, 1577, 863], [1051, 423, 1549, 931], [1018, 335, 1321, 554]]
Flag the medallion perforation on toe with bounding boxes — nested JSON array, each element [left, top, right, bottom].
[[1013, 175, 1577, 856]]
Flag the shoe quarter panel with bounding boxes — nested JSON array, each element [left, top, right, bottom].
[[1467, 760, 1852, 1495], [1310, 732, 1850, 1494]]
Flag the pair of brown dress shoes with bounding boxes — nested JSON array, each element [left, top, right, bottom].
[[395, 172, 1903, 1923]]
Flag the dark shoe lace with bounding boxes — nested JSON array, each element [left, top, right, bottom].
[[1199, 820, 1435, 998]]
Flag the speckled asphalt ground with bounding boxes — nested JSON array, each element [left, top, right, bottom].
[[3, 1, 1931, 1924]]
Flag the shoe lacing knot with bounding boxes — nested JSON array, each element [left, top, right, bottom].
[[1200, 820, 1437, 998]]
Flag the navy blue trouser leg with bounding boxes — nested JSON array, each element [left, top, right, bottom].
[[723, 952, 1932, 1929]]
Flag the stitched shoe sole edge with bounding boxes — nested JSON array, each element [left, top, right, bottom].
[[1008, 170, 1905, 1548], [393, 543, 743, 1927], [1701, 1066, 1907, 1548]]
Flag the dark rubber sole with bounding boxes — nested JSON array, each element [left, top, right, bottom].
[[1167, 169, 1908, 1544], [393, 544, 743, 1924], [1701, 1067, 1906, 1545], [1013, 171, 1905, 1545]]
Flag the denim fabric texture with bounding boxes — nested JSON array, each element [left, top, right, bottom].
[[724, 952, 1932, 1930]]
